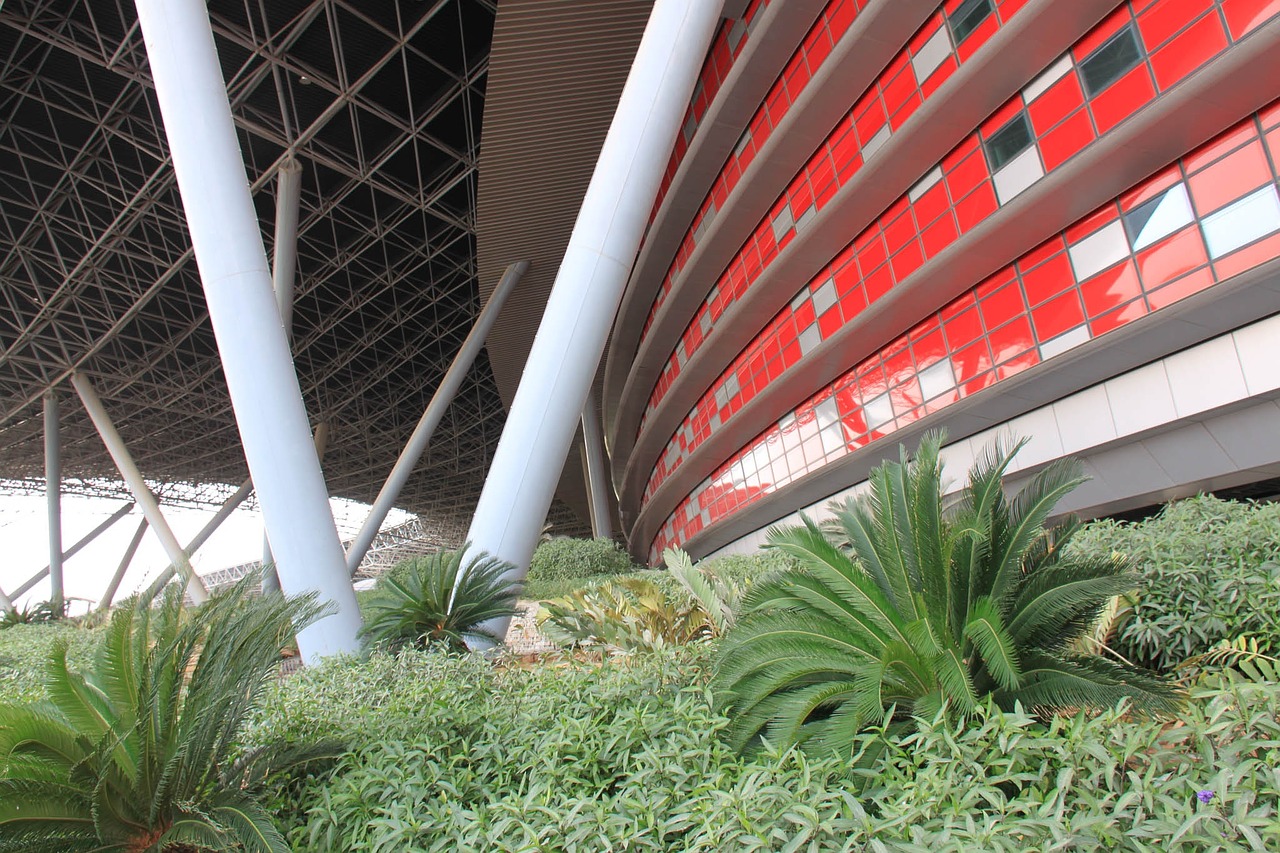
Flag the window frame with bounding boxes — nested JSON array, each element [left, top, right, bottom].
[[1078, 23, 1145, 98]]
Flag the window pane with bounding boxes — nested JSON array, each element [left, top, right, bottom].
[[949, 0, 993, 44], [1080, 25, 1143, 97], [985, 112, 1033, 172], [1123, 183, 1194, 250]]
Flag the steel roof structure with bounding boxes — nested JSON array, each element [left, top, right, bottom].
[[0, 0, 592, 535]]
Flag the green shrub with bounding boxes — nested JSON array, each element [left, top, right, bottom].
[[0, 621, 100, 705], [0, 575, 338, 852], [537, 548, 745, 651], [699, 549, 798, 587], [524, 537, 639, 599], [1071, 495, 1280, 671], [251, 646, 1280, 851], [360, 546, 520, 652], [716, 434, 1177, 756]]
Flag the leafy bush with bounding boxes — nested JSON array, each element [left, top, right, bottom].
[[0, 599, 66, 628], [698, 549, 798, 587], [0, 621, 100, 705], [716, 434, 1178, 755], [251, 647, 1280, 851], [1071, 495, 1280, 672], [0, 575, 337, 852], [524, 537, 638, 599], [359, 546, 520, 652], [536, 548, 743, 651]]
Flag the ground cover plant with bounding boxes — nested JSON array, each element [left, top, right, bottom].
[[0, 575, 338, 852], [715, 434, 1178, 755], [0, 620, 100, 705], [1071, 494, 1280, 672], [250, 646, 1279, 851]]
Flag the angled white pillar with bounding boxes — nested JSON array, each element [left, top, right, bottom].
[[145, 476, 255, 598], [263, 422, 329, 594], [72, 372, 210, 603], [44, 391, 64, 611], [345, 261, 527, 575], [134, 0, 361, 661], [465, 0, 723, 622], [580, 388, 612, 540], [260, 157, 305, 594], [10, 501, 136, 602], [99, 516, 149, 612]]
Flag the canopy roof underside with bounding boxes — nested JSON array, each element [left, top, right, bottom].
[[0, 0, 583, 532]]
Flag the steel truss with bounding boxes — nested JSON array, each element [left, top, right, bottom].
[[0, 0, 587, 538]]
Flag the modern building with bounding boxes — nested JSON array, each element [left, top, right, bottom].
[[1, 0, 1279, 655], [596, 0, 1280, 565]]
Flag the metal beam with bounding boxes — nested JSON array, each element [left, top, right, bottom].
[[71, 371, 210, 602], [8, 501, 137, 602], [345, 260, 526, 575], [44, 390, 63, 610], [134, 0, 361, 661], [144, 475, 255, 598], [98, 516, 149, 612]]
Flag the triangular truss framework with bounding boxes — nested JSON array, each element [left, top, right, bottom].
[[0, 0, 586, 535]]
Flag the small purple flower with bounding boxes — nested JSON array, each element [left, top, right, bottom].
[[1197, 790, 1216, 804]]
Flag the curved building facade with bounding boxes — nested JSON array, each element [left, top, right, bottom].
[[602, 0, 1280, 563]]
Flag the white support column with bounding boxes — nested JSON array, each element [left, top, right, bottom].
[[98, 517, 149, 612], [44, 391, 63, 611], [345, 261, 527, 575], [134, 0, 361, 661], [259, 157, 304, 592], [580, 387, 613, 540], [10, 501, 136, 601], [465, 0, 723, 618], [145, 476, 255, 598], [271, 158, 303, 332], [72, 372, 210, 603], [263, 422, 329, 594]]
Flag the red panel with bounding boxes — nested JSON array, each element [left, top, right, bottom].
[[1080, 259, 1142, 318], [1076, 6, 1136, 58], [890, 241, 924, 281], [1038, 109, 1095, 172], [1213, 230, 1280, 279], [944, 305, 985, 348], [1184, 119, 1257, 172], [1033, 290, 1086, 340], [979, 282, 1025, 330], [1135, 225, 1209, 288], [1221, 0, 1280, 37], [818, 306, 843, 339], [922, 215, 959, 257], [1028, 73, 1086, 136], [1090, 65, 1157, 134], [1021, 251, 1075, 305], [1137, 0, 1215, 50], [1145, 266, 1216, 309], [1150, 13, 1229, 91], [1089, 298, 1148, 337], [1188, 142, 1271, 214], [954, 184, 998, 233]]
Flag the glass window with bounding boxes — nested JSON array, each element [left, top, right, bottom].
[[1123, 183, 1194, 251], [1202, 185, 1280, 259], [1079, 25, 1144, 97], [948, 0, 993, 45], [984, 111, 1033, 172]]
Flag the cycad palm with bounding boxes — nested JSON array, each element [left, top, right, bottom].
[[359, 545, 520, 652], [0, 574, 339, 852], [715, 433, 1177, 756]]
